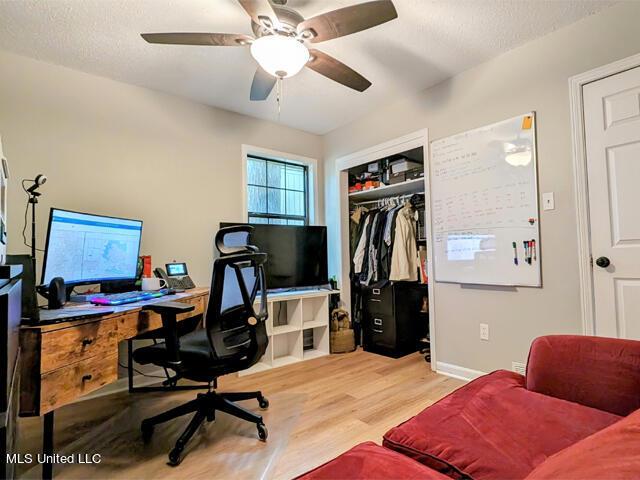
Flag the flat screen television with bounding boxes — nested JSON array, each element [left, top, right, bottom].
[[220, 223, 328, 291]]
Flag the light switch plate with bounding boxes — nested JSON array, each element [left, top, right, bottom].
[[542, 192, 555, 211]]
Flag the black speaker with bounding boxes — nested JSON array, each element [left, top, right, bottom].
[[6, 254, 39, 322], [47, 277, 66, 310]]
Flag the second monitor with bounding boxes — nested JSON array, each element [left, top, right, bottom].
[[221, 223, 328, 291]]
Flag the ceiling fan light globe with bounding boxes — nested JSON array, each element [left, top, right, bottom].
[[250, 34, 309, 78]]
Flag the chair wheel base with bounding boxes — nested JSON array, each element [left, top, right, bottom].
[[168, 447, 183, 466], [258, 396, 269, 410], [257, 423, 268, 442], [141, 422, 154, 444]]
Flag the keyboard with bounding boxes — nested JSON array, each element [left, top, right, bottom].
[[90, 289, 170, 306]]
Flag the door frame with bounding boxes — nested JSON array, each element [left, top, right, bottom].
[[334, 129, 436, 368], [569, 53, 640, 335]]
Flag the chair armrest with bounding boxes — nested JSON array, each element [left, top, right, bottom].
[[526, 335, 640, 416], [142, 301, 195, 367]]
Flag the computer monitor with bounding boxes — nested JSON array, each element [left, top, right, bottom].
[[41, 208, 143, 287]]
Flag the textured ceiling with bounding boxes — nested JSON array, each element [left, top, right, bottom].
[[0, 0, 616, 134]]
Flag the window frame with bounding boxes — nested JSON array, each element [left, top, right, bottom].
[[242, 145, 318, 226], [246, 154, 309, 225]]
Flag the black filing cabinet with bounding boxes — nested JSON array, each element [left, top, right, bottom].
[[362, 282, 427, 358]]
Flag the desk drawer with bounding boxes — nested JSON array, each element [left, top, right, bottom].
[[40, 318, 117, 373], [115, 311, 143, 342], [40, 354, 117, 414]]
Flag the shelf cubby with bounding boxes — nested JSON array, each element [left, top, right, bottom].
[[302, 325, 330, 361], [272, 299, 302, 335], [272, 330, 303, 368], [302, 295, 329, 328]]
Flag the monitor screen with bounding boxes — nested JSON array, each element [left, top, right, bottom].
[[42, 209, 143, 286], [220, 223, 328, 290]]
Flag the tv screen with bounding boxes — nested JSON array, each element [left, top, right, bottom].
[[220, 223, 328, 291]]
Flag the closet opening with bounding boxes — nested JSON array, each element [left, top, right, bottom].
[[337, 135, 433, 365]]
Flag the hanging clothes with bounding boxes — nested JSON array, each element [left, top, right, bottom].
[[376, 205, 399, 282], [366, 211, 385, 285], [353, 212, 371, 273], [390, 204, 419, 282], [350, 206, 367, 256], [351, 195, 422, 286]]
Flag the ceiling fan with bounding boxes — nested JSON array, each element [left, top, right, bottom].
[[141, 0, 398, 101]]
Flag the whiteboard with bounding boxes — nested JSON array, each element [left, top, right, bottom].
[[430, 113, 541, 286]]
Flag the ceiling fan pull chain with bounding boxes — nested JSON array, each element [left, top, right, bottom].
[[277, 77, 283, 120]]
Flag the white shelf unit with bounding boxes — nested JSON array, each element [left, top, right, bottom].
[[238, 289, 338, 376]]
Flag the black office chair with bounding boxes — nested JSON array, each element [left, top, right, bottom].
[[133, 225, 270, 466]]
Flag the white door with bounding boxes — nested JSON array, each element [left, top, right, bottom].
[[583, 66, 640, 339]]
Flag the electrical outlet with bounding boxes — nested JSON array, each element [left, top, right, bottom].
[[512, 361, 527, 376], [480, 323, 489, 341]]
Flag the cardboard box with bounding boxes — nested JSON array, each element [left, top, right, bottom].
[[391, 159, 422, 174], [388, 172, 406, 185]]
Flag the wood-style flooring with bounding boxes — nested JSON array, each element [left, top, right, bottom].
[[17, 349, 464, 479]]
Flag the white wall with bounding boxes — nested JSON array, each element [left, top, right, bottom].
[[0, 50, 323, 287], [324, 2, 640, 374]]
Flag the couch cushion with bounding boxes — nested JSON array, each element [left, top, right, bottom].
[[295, 442, 449, 480], [526, 335, 640, 416], [526, 409, 640, 479], [383, 370, 621, 480]]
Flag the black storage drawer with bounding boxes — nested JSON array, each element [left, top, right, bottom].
[[364, 285, 393, 316], [362, 282, 427, 358], [368, 313, 396, 349]]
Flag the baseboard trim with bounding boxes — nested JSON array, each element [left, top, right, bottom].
[[436, 362, 486, 382]]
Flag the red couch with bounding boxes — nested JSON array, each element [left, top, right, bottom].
[[297, 335, 640, 480]]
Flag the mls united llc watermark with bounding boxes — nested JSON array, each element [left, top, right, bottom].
[[7, 453, 102, 465]]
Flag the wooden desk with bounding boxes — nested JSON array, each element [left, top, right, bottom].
[[18, 288, 209, 479], [20, 288, 209, 416]]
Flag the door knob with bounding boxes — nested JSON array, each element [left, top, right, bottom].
[[595, 256, 610, 268]]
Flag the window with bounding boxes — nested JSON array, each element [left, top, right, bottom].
[[247, 155, 308, 225]]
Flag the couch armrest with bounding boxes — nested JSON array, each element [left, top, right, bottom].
[[526, 335, 640, 416]]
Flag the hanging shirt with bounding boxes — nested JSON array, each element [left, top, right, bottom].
[[390, 205, 419, 282], [364, 212, 382, 285], [384, 205, 403, 246], [350, 206, 367, 256], [352, 214, 371, 274], [380, 206, 400, 281]]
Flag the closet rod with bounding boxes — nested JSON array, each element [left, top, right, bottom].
[[352, 191, 424, 206]]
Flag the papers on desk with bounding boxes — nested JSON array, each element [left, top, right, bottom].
[[36, 307, 116, 324]]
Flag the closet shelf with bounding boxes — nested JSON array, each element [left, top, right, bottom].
[[348, 178, 425, 201]]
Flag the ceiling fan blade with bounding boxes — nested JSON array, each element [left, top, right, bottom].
[[237, 0, 280, 28], [297, 0, 397, 43], [141, 32, 253, 46], [250, 67, 277, 101], [306, 49, 371, 92]]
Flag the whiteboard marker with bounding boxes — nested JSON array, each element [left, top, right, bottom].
[[512, 242, 518, 265], [532, 240, 536, 261]]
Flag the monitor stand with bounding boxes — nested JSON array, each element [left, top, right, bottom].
[[101, 279, 137, 294]]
